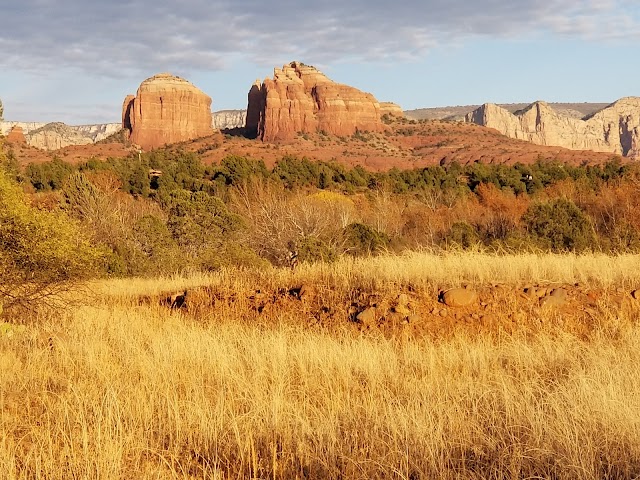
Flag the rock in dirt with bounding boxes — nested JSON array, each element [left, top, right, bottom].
[[539, 288, 568, 308], [442, 287, 478, 307], [632, 289, 640, 300], [357, 307, 378, 327]]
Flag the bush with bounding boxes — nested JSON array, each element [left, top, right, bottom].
[[443, 221, 480, 249], [298, 236, 337, 264], [343, 223, 390, 256], [0, 168, 105, 315], [522, 198, 595, 252]]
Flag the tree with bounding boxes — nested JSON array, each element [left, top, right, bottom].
[[522, 198, 595, 252], [0, 98, 3, 121], [163, 189, 245, 270], [0, 168, 105, 316]]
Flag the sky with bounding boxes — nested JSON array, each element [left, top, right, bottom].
[[1, 0, 639, 124]]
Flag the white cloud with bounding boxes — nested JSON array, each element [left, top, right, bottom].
[[0, 0, 637, 76]]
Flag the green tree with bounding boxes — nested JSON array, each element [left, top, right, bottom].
[[522, 198, 595, 252], [163, 190, 245, 269]]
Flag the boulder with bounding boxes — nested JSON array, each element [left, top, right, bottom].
[[441, 287, 478, 307], [122, 73, 213, 150], [356, 307, 378, 327], [539, 288, 568, 308], [246, 61, 385, 141]]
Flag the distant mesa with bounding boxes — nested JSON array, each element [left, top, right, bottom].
[[466, 97, 640, 158], [0, 121, 121, 150], [122, 73, 213, 150], [246, 61, 387, 141]]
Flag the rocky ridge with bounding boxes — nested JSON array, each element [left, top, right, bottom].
[[122, 73, 213, 150], [0, 121, 122, 150], [246, 61, 385, 141], [212, 110, 246, 130], [406, 103, 610, 121], [466, 98, 640, 158]]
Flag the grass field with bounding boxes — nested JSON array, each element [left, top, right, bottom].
[[2, 252, 640, 479]]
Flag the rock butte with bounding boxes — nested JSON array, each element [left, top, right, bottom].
[[122, 73, 213, 150], [246, 61, 387, 141], [466, 97, 640, 158], [5, 126, 26, 145]]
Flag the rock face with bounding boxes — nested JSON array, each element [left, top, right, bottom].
[[0, 121, 121, 150], [26, 123, 94, 150], [380, 102, 404, 118], [122, 73, 213, 150], [246, 61, 384, 141], [212, 110, 247, 130], [466, 97, 640, 158]]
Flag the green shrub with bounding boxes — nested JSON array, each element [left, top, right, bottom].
[[343, 223, 390, 256], [442, 221, 480, 249], [522, 198, 595, 252], [298, 236, 337, 264], [25, 158, 74, 191]]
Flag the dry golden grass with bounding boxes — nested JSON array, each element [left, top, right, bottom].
[[2, 252, 640, 479], [93, 251, 640, 299]]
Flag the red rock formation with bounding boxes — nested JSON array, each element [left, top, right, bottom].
[[122, 73, 213, 150], [246, 62, 384, 141], [5, 126, 26, 145]]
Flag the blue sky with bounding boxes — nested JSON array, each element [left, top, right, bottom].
[[1, 0, 638, 124]]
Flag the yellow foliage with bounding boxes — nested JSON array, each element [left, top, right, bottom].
[[309, 189, 355, 208], [0, 168, 105, 311]]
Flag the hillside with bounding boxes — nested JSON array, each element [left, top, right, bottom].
[[4, 116, 619, 169]]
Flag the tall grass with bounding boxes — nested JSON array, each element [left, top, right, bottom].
[[2, 252, 640, 479], [95, 251, 640, 300]]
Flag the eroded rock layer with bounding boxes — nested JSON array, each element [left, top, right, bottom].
[[122, 73, 213, 150], [380, 102, 404, 118], [246, 62, 384, 141], [466, 98, 640, 158]]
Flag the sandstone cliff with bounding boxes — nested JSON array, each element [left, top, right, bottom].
[[213, 110, 247, 130], [246, 62, 384, 141], [0, 121, 121, 150], [466, 97, 640, 158], [122, 73, 213, 150], [26, 123, 94, 150]]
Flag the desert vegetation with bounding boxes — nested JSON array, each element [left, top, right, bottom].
[[2, 253, 640, 479], [2, 137, 640, 478], [3, 144, 640, 277]]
